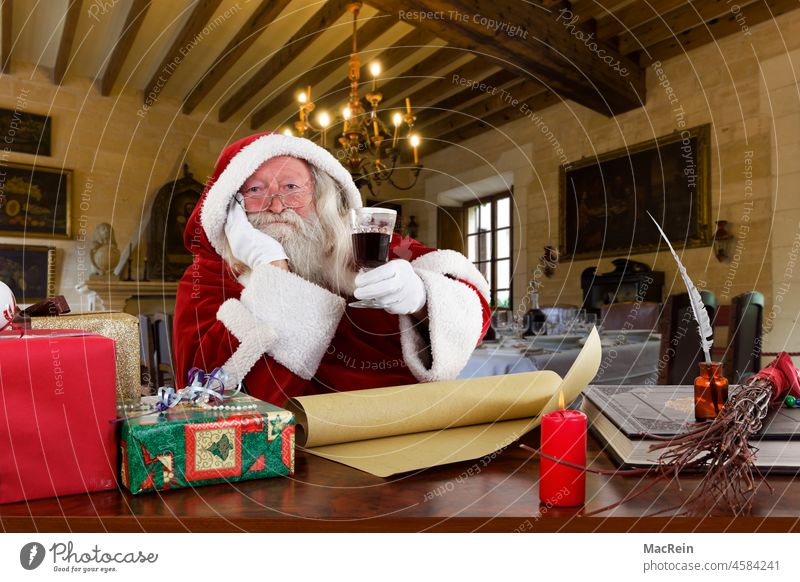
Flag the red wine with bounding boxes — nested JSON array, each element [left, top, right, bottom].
[[353, 232, 391, 269]]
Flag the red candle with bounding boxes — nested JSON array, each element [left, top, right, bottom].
[[539, 409, 587, 507]]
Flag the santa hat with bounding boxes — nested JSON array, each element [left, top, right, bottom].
[[198, 132, 363, 258]]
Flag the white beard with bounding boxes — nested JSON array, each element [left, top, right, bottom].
[[248, 209, 356, 296]]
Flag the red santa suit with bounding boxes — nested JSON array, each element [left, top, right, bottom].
[[173, 133, 491, 406]]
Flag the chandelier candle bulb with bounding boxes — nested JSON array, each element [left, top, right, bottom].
[[318, 111, 330, 148], [341, 106, 350, 134], [392, 112, 402, 148], [539, 409, 587, 507], [370, 62, 380, 92], [410, 134, 420, 165]]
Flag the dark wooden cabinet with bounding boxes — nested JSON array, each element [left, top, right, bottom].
[[581, 259, 664, 314]]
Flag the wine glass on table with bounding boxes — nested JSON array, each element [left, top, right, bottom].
[[349, 207, 397, 308]]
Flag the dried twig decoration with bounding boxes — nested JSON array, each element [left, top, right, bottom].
[[652, 353, 800, 515], [598, 353, 799, 516]]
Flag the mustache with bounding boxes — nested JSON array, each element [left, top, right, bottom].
[[247, 209, 305, 229]]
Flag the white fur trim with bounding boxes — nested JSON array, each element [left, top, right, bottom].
[[399, 250, 488, 382], [400, 269, 484, 382], [201, 134, 363, 256], [217, 299, 277, 385], [411, 249, 490, 300], [237, 263, 346, 380]]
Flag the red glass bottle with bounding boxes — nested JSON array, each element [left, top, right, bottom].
[[694, 361, 729, 421]]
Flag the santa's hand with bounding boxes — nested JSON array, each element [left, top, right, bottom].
[[224, 202, 287, 269], [353, 259, 426, 315]]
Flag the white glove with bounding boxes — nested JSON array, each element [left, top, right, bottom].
[[354, 259, 427, 315], [224, 202, 287, 269]]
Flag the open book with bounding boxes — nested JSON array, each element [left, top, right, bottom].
[[583, 384, 800, 473]]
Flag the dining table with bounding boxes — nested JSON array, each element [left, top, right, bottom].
[[460, 331, 661, 384], [2, 423, 795, 533]]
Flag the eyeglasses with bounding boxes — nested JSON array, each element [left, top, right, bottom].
[[234, 182, 314, 212]]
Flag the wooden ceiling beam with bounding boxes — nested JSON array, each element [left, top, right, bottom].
[[568, 0, 631, 21], [427, 89, 561, 153], [142, 0, 223, 103], [643, 0, 798, 64], [366, 0, 645, 116], [414, 66, 516, 127], [595, 0, 686, 40], [422, 76, 543, 140], [249, 11, 395, 129], [219, 0, 351, 122], [370, 43, 463, 106], [1, 0, 12, 74], [100, 0, 151, 96], [617, 0, 734, 55], [53, 0, 82, 83], [182, 0, 291, 115]]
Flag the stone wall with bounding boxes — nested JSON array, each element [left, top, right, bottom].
[[0, 62, 253, 311]]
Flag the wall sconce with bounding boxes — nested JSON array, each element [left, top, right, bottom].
[[714, 220, 733, 262], [406, 215, 419, 239], [539, 245, 559, 277]]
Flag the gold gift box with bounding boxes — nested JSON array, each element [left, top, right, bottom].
[[31, 312, 140, 400]]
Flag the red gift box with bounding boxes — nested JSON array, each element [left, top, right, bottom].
[[0, 329, 118, 504]]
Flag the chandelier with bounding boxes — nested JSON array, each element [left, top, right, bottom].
[[287, 2, 422, 197]]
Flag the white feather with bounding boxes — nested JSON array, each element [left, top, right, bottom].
[[647, 212, 713, 363]]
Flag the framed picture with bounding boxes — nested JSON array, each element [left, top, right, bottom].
[[559, 124, 712, 259], [0, 162, 71, 237], [0, 109, 52, 156], [0, 244, 56, 302]]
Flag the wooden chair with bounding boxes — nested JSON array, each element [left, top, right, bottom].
[[658, 291, 717, 385], [151, 312, 175, 388], [724, 291, 765, 384], [137, 314, 156, 395], [600, 302, 661, 331]]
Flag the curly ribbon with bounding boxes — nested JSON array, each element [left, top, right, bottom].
[[114, 367, 243, 422]]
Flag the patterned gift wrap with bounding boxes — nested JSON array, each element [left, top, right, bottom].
[[119, 393, 295, 494]]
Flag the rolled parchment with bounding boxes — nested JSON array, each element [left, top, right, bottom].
[[286, 328, 601, 477]]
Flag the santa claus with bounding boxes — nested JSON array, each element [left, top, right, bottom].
[[174, 132, 491, 406]]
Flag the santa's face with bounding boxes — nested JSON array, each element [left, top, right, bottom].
[[240, 156, 317, 242], [236, 155, 355, 293]]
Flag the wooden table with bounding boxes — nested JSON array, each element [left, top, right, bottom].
[[3, 428, 798, 532]]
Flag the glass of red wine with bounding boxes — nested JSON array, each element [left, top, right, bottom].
[[349, 207, 397, 309]]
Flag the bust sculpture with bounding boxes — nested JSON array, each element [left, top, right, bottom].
[[89, 222, 121, 277]]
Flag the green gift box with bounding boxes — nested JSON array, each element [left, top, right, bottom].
[[119, 393, 295, 494]]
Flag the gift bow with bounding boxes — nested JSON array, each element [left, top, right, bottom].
[[154, 367, 241, 412], [115, 367, 242, 422]]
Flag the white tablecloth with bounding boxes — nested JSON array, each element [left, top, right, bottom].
[[458, 348, 538, 379], [459, 339, 661, 384]]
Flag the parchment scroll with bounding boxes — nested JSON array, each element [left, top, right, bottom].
[[286, 328, 601, 477]]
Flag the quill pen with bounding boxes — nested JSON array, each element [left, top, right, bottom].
[[647, 212, 713, 363]]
